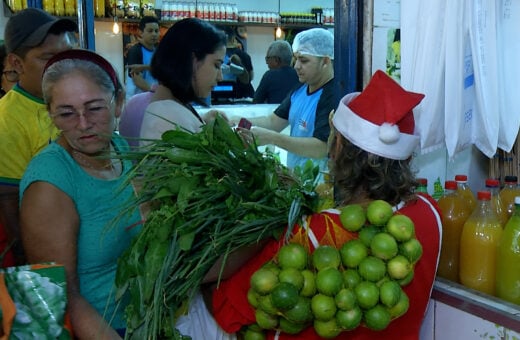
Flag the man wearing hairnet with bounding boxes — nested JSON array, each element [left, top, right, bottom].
[[234, 28, 335, 176]]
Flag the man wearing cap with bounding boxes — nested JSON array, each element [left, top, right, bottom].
[[212, 70, 442, 340], [234, 28, 335, 176], [0, 8, 77, 264]]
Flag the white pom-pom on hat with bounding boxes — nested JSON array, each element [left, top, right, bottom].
[[379, 122, 400, 144]]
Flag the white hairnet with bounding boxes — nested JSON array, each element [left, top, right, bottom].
[[292, 28, 334, 59]]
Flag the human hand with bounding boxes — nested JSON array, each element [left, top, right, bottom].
[[230, 54, 242, 66], [246, 126, 274, 146], [203, 109, 230, 125], [127, 64, 150, 73]]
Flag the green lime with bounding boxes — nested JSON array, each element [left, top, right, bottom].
[[386, 214, 415, 241], [279, 267, 304, 291], [251, 267, 279, 295], [247, 288, 260, 308], [255, 308, 278, 330], [358, 225, 381, 247], [336, 306, 362, 330], [335, 288, 357, 311], [379, 280, 401, 308], [387, 255, 412, 280], [354, 281, 379, 309], [279, 317, 308, 334], [258, 295, 279, 315], [388, 290, 410, 318], [370, 232, 398, 260], [339, 204, 367, 231], [312, 245, 341, 270], [313, 318, 342, 338], [277, 243, 309, 270], [283, 296, 313, 324], [398, 268, 415, 286], [311, 293, 337, 321], [399, 238, 423, 264], [243, 327, 266, 340], [364, 304, 391, 331], [300, 269, 317, 297], [340, 239, 368, 268], [270, 282, 299, 311], [315, 267, 343, 296], [358, 256, 387, 282], [342, 268, 362, 289], [366, 200, 394, 226]]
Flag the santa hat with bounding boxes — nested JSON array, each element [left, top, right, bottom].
[[332, 70, 425, 160]]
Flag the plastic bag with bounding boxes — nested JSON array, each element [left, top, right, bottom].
[[0, 264, 72, 340]]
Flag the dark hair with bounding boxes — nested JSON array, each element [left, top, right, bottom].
[[0, 44, 7, 75], [329, 134, 418, 206], [139, 16, 159, 31], [150, 18, 226, 104]]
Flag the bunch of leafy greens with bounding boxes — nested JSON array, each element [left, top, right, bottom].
[[115, 115, 319, 339]]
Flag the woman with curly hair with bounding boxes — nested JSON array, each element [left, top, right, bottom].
[[212, 70, 442, 340]]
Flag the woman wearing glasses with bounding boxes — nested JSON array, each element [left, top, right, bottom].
[[0, 44, 18, 97], [19, 49, 142, 339]]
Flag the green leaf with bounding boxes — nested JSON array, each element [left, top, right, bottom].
[[178, 231, 196, 251]]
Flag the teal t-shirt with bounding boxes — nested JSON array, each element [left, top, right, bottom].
[[20, 134, 141, 329]]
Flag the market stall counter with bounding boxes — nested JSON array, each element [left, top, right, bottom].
[[197, 103, 289, 164]]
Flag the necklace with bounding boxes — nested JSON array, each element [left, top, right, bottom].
[[71, 149, 122, 178]]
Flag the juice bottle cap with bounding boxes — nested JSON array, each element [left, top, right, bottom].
[[515, 196, 520, 205], [454, 174, 468, 182], [444, 180, 457, 190], [504, 175, 518, 184], [477, 191, 491, 200], [417, 178, 427, 185], [485, 178, 500, 187]]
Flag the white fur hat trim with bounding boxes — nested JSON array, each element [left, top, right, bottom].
[[332, 93, 420, 160]]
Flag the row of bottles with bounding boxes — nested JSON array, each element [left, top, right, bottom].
[[8, 0, 106, 17], [436, 174, 520, 305]]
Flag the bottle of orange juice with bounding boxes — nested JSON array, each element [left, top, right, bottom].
[[437, 180, 470, 282], [499, 175, 520, 219], [485, 178, 508, 227], [459, 190, 503, 295], [496, 196, 520, 304], [455, 174, 476, 212]]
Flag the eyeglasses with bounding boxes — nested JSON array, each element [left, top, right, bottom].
[[2, 70, 18, 82], [265, 56, 278, 62], [49, 96, 115, 129]]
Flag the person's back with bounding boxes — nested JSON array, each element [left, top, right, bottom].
[[0, 8, 77, 265], [212, 70, 442, 340], [119, 90, 154, 148], [221, 27, 254, 100], [254, 40, 299, 104]]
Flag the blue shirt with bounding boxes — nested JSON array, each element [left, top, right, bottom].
[[20, 134, 142, 329]]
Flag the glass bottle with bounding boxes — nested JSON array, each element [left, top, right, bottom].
[[499, 175, 520, 219], [416, 178, 428, 194], [54, 0, 65, 16], [437, 180, 470, 282], [454, 174, 476, 212], [496, 196, 520, 304], [459, 191, 503, 295], [485, 178, 508, 227]]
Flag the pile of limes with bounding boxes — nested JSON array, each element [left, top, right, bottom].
[[244, 200, 423, 339]]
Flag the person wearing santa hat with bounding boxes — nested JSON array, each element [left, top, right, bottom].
[[212, 70, 442, 340]]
